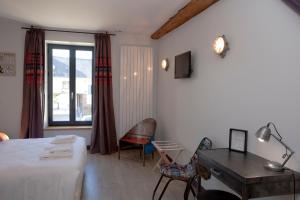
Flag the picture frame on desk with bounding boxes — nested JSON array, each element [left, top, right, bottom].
[[229, 128, 248, 153]]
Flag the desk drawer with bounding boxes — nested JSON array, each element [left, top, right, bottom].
[[198, 157, 243, 196]]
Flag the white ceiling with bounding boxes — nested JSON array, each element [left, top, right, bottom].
[[0, 0, 189, 34]]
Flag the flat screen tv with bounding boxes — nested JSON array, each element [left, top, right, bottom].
[[175, 51, 192, 79]]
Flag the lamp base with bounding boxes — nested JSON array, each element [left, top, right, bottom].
[[264, 161, 285, 172]]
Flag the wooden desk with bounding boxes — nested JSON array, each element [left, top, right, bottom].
[[197, 148, 300, 200]]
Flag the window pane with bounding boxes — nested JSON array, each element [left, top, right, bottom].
[[75, 50, 92, 121], [52, 49, 70, 121]]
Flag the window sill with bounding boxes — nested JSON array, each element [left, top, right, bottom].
[[44, 126, 92, 131]]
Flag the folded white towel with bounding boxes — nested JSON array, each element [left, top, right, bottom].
[[40, 150, 73, 160], [51, 135, 76, 144], [45, 144, 73, 153]]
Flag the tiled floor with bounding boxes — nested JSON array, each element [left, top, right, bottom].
[[81, 150, 191, 200]]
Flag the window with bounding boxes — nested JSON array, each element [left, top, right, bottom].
[[47, 44, 94, 126]]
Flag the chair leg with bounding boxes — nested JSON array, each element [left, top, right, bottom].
[[118, 141, 121, 160], [184, 183, 191, 200], [152, 175, 164, 200], [196, 176, 203, 198], [158, 178, 173, 200], [190, 176, 196, 197], [139, 148, 142, 159], [184, 177, 195, 200], [191, 186, 196, 197], [142, 144, 145, 166]]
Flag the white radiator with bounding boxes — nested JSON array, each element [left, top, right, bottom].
[[120, 46, 154, 135]]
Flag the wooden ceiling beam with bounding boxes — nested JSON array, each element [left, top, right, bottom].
[[151, 0, 219, 40]]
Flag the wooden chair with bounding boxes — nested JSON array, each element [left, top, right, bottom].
[[118, 118, 157, 166], [152, 137, 212, 200]]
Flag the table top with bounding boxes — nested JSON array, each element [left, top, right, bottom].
[[198, 148, 299, 183]]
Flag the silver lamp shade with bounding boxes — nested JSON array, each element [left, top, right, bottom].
[[256, 126, 271, 142], [255, 122, 295, 172]]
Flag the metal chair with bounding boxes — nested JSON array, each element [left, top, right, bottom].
[[197, 190, 241, 200], [118, 118, 157, 166], [152, 137, 212, 200]]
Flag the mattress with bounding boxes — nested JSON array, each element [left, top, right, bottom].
[[0, 136, 87, 200]]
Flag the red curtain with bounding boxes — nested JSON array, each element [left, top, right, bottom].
[[20, 29, 45, 139], [90, 33, 118, 154]]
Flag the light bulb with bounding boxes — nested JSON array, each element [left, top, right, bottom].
[[258, 138, 265, 143], [212, 35, 229, 58], [213, 37, 225, 54], [161, 59, 168, 71]]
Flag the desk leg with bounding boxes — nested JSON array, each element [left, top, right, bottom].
[[241, 186, 248, 200], [241, 196, 248, 200], [142, 144, 145, 167]]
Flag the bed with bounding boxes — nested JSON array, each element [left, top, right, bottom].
[[0, 136, 87, 200]]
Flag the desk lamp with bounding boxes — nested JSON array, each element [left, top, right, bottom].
[[255, 122, 294, 172]]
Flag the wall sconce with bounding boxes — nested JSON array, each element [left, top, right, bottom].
[[213, 35, 229, 58], [161, 59, 169, 71], [256, 122, 294, 172]]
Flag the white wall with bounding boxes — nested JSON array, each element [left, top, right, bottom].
[[0, 17, 25, 140], [157, 0, 300, 199], [0, 16, 157, 145]]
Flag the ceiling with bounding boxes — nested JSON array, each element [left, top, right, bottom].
[[0, 0, 189, 34]]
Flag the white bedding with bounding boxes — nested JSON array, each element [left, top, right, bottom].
[[0, 136, 87, 200]]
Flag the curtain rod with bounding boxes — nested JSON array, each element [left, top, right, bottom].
[[21, 26, 119, 36]]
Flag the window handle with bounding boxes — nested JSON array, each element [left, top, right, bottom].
[[71, 92, 74, 100]]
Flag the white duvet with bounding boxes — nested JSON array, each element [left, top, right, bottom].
[[0, 137, 87, 200]]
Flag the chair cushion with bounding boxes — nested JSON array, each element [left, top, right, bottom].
[[160, 162, 196, 180], [120, 134, 150, 145], [159, 137, 212, 181], [119, 118, 156, 145]]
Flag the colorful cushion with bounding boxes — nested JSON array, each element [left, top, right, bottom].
[[120, 134, 150, 145], [159, 137, 212, 180], [160, 162, 196, 180]]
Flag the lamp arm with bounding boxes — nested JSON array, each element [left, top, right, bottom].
[[270, 134, 295, 167], [281, 151, 294, 167], [267, 122, 282, 140]]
